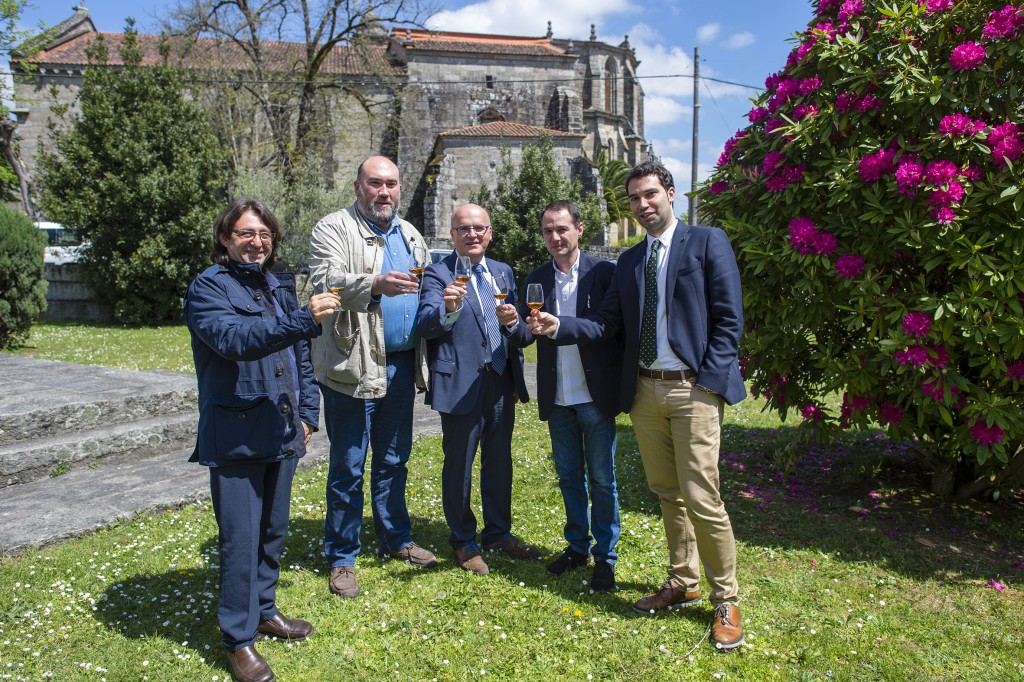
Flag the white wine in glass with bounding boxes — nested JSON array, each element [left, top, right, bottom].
[[326, 264, 346, 295], [526, 283, 544, 314], [454, 255, 472, 284]]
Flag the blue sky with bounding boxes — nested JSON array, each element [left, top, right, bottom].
[[26, 1, 818, 190]]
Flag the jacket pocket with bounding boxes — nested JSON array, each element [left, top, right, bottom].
[[324, 309, 363, 385], [213, 396, 292, 460]]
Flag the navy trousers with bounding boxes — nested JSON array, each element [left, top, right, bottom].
[[209, 457, 298, 650]]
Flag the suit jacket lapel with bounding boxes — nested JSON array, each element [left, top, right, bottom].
[[665, 221, 693, 298]]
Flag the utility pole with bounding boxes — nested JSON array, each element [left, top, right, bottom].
[[689, 46, 700, 225]]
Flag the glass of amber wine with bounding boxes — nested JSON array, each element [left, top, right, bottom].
[[492, 270, 510, 304], [454, 255, 472, 303], [526, 283, 543, 321], [326, 263, 346, 295], [410, 245, 427, 278]]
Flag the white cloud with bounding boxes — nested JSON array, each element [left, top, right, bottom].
[[697, 23, 720, 44], [723, 31, 755, 49], [426, 0, 636, 38], [644, 95, 690, 126], [658, 137, 692, 154]]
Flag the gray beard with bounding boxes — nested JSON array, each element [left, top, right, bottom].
[[365, 201, 398, 227]]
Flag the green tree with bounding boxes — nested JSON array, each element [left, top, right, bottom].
[[38, 21, 225, 325], [2, 0, 41, 214], [472, 136, 608, 284], [699, 0, 1024, 497], [0, 204, 47, 348], [587, 147, 632, 227]]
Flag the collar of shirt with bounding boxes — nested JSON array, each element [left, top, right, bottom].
[[645, 218, 678, 253], [356, 208, 401, 237], [551, 253, 580, 282]]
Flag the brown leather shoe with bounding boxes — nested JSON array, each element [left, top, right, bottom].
[[386, 542, 439, 568], [453, 545, 489, 575], [257, 613, 313, 641], [329, 566, 360, 598], [226, 645, 275, 682], [632, 581, 702, 614], [483, 534, 542, 560], [710, 603, 744, 650]]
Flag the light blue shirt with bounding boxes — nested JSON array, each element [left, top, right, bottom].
[[362, 211, 418, 353]]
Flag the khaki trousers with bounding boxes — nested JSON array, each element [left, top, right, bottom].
[[629, 375, 739, 605]]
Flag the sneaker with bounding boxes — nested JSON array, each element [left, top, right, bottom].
[[328, 566, 360, 598], [710, 603, 744, 650], [547, 547, 589, 575], [385, 542, 439, 568], [483, 534, 542, 560], [591, 560, 616, 591], [632, 581, 701, 614], [453, 545, 489, 575]]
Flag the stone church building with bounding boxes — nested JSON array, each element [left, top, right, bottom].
[[14, 8, 650, 241]]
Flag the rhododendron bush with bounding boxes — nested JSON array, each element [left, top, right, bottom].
[[699, 0, 1024, 497]]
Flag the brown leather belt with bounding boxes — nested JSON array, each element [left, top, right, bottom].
[[638, 367, 695, 381]]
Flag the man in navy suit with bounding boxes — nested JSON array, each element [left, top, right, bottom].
[[521, 200, 623, 591], [532, 162, 747, 650], [418, 203, 543, 575]]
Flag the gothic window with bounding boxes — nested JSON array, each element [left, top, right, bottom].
[[604, 57, 618, 114], [583, 62, 593, 109], [624, 67, 635, 124]]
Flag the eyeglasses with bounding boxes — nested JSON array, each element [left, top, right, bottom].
[[232, 229, 274, 242], [452, 225, 490, 237]]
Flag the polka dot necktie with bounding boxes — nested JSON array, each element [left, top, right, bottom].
[[473, 264, 506, 375], [639, 239, 661, 367]]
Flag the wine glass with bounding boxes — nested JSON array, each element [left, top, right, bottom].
[[492, 270, 510, 304], [454, 255, 472, 284], [326, 263, 346, 296], [526, 283, 544, 320], [410, 245, 427, 277]]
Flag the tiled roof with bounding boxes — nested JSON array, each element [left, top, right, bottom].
[[19, 31, 402, 77], [439, 121, 585, 138], [393, 29, 568, 57]]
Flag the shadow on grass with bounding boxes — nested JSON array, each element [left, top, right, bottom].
[[612, 421, 1024, 587]]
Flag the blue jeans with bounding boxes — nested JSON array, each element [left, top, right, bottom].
[[547, 402, 620, 564], [322, 351, 415, 567]]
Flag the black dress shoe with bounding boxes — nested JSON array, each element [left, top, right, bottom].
[[226, 645, 275, 682], [257, 613, 314, 641], [547, 547, 589, 575], [591, 560, 616, 591]]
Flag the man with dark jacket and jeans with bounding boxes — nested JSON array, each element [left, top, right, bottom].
[[185, 198, 339, 682]]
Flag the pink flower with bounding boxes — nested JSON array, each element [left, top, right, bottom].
[[858, 147, 898, 183], [929, 344, 950, 369], [835, 253, 866, 279], [787, 42, 814, 67], [748, 106, 769, 124], [932, 207, 958, 223], [762, 151, 786, 175], [765, 116, 787, 136], [895, 345, 930, 368], [938, 114, 987, 137], [970, 420, 1005, 446], [856, 94, 884, 112], [987, 579, 1006, 592], [812, 230, 837, 256], [950, 41, 986, 71], [964, 163, 984, 181], [982, 5, 1024, 40], [812, 21, 839, 42], [788, 216, 818, 254], [838, 0, 864, 23], [1006, 359, 1024, 382], [903, 312, 932, 338], [895, 159, 924, 197], [794, 103, 819, 119], [989, 121, 1024, 167], [836, 92, 859, 113], [802, 404, 825, 422], [929, 180, 965, 207], [710, 181, 729, 195], [921, 377, 963, 406], [879, 401, 905, 424], [799, 77, 823, 95], [920, 0, 958, 11], [924, 160, 959, 185]]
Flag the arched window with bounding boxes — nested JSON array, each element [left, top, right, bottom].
[[477, 107, 505, 124], [583, 62, 593, 109], [624, 68, 635, 124], [604, 57, 618, 114]]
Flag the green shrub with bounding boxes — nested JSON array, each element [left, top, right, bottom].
[[0, 206, 47, 348], [699, 0, 1024, 497]]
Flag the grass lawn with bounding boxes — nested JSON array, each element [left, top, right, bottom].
[[1, 325, 1021, 680]]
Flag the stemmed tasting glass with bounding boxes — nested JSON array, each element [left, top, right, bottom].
[[326, 263, 346, 295], [410, 245, 427, 277], [454, 255, 472, 303], [492, 270, 510, 304], [526, 283, 544, 320]]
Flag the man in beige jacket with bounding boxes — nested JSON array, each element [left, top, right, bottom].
[[309, 156, 436, 599]]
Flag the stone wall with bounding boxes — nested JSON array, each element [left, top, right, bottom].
[[42, 263, 111, 322]]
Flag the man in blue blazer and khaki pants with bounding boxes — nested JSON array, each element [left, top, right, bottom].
[[418, 203, 543, 575], [531, 162, 747, 650]]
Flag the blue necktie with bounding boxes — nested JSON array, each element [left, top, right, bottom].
[[473, 264, 506, 375], [639, 239, 661, 367]]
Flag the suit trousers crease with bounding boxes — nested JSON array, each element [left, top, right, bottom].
[[629, 376, 740, 605]]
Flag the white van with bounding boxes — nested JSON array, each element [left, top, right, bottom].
[[35, 221, 84, 264]]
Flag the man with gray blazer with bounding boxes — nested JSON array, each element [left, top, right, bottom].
[[522, 200, 623, 591], [418, 203, 542, 575]]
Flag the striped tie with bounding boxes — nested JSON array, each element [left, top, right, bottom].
[[639, 239, 661, 366], [473, 264, 506, 375]]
